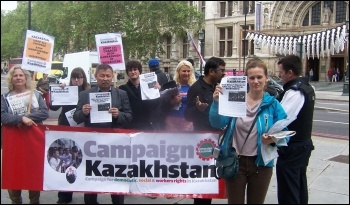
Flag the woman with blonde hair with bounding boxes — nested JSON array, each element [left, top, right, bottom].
[[1, 66, 49, 204], [164, 60, 197, 131]]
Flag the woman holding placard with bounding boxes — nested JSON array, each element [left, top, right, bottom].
[[49, 67, 89, 204], [209, 58, 287, 204], [1, 66, 49, 204]]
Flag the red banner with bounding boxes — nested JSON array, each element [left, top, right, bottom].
[[2, 125, 45, 190], [2, 124, 226, 199]]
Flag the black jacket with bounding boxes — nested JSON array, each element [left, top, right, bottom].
[[73, 86, 132, 128], [185, 76, 221, 131], [153, 69, 172, 86], [278, 77, 315, 142], [119, 81, 159, 130]]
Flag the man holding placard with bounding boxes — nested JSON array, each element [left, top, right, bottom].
[[73, 64, 132, 204]]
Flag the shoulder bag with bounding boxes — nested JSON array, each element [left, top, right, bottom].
[[214, 115, 259, 180]]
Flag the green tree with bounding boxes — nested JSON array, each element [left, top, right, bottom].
[[1, 1, 203, 61], [1, 2, 30, 60]]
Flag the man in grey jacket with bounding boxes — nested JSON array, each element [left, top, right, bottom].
[[73, 64, 132, 204]]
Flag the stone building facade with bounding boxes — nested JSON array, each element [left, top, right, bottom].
[[155, 1, 348, 82]]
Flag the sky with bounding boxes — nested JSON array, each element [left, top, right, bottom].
[[1, 1, 17, 11]]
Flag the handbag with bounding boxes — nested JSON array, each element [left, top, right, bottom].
[[214, 115, 258, 180]]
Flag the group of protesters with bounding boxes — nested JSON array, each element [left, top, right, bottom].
[[1, 54, 315, 204]]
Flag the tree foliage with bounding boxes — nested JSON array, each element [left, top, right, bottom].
[[1, 1, 203, 61]]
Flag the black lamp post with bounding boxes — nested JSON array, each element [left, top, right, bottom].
[[198, 28, 205, 75], [342, 19, 349, 96], [28, 1, 31, 30]]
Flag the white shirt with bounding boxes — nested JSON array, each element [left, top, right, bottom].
[[280, 89, 304, 121], [49, 157, 61, 172]]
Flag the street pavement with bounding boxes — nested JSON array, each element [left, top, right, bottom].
[[1, 79, 349, 204]]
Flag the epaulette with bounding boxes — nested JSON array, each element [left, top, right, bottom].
[[290, 81, 302, 90]]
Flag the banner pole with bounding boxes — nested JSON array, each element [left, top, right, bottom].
[[27, 71, 37, 114]]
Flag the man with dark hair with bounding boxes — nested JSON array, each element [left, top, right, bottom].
[[186, 58, 195, 67], [73, 64, 132, 204], [119, 60, 159, 130], [36, 73, 50, 109], [185, 56, 226, 204], [276, 54, 315, 204], [148, 58, 172, 86]]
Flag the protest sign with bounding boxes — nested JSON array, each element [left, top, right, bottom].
[[219, 76, 248, 117], [21, 30, 55, 74], [95, 32, 125, 70]]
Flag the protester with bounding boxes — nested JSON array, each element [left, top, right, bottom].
[[184, 56, 226, 204], [36, 73, 50, 109], [164, 60, 196, 131], [186, 58, 195, 68], [148, 58, 172, 86], [148, 80, 181, 131], [49, 67, 90, 204], [276, 55, 315, 204], [209, 58, 287, 204], [1, 66, 49, 204], [119, 60, 159, 130], [73, 64, 132, 204]]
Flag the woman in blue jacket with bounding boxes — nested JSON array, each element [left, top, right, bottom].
[[209, 58, 287, 204]]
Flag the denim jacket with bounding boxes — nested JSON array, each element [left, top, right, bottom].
[[209, 92, 287, 167]]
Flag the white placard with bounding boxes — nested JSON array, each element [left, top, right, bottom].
[[6, 91, 39, 115], [50, 86, 79, 106], [140, 72, 160, 100], [218, 76, 247, 117], [89, 92, 112, 123], [64, 108, 84, 127], [21, 30, 55, 74]]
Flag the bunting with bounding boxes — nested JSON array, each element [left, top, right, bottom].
[[245, 24, 348, 59]]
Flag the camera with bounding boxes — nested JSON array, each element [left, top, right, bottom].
[[212, 146, 221, 159]]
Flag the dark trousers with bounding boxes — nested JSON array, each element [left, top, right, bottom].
[[8, 190, 40, 204], [58, 191, 73, 202], [224, 156, 273, 204], [193, 198, 212, 204], [276, 140, 314, 204], [84, 193, 124, 204]]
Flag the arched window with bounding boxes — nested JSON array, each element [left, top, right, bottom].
[[302, 1, 347, 26], [311, 2, 321, 25], [335, 1, 346, 23]]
